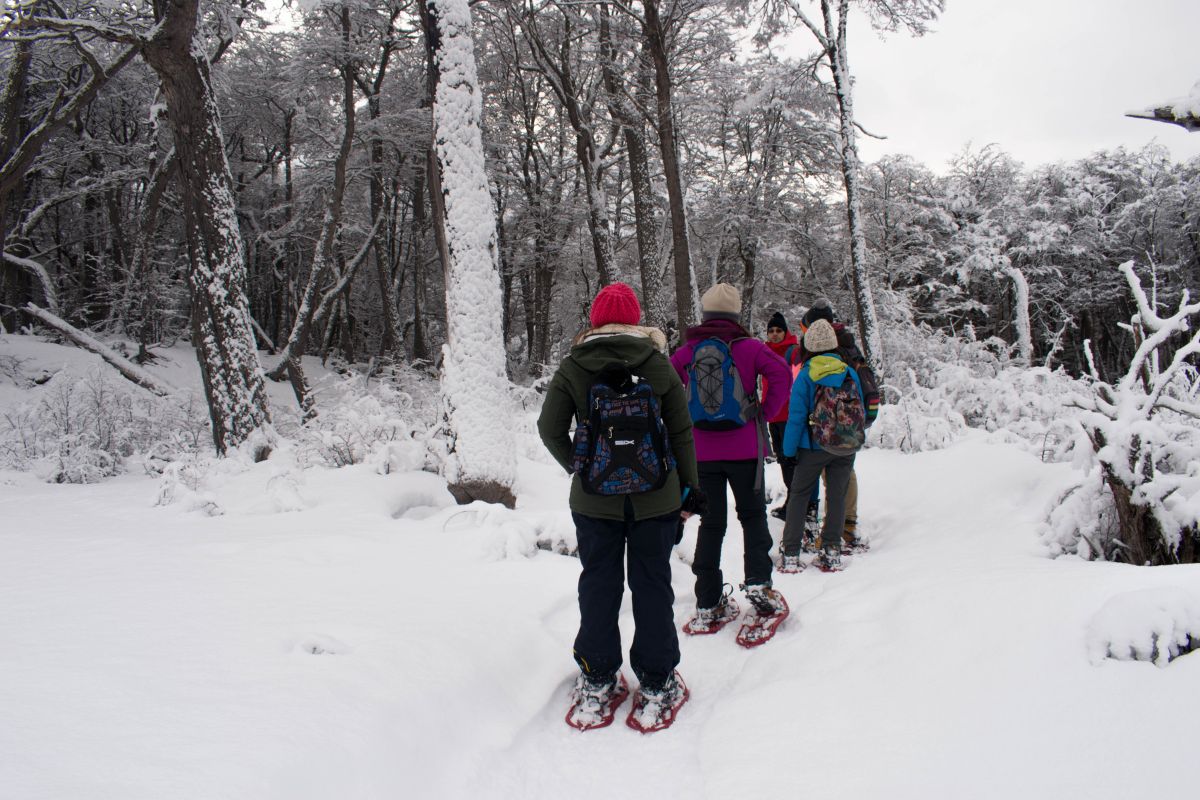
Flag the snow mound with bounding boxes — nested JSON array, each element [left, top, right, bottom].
[[1086, 587, 1200, 667], [441, 503, 576, 560], [389, 472, 456, 519]]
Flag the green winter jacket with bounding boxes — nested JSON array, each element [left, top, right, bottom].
[[537, 325, 699, 521]]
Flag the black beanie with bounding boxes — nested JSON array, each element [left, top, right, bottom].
[[801, 298, 835, 327], [767, 311, 788, 332]]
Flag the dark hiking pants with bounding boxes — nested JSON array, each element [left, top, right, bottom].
[[694, 459, 773, 608], [572, 509, 680, 687], [782, 449, 856, 555]]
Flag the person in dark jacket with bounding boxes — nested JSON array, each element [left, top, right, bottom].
[[669, 284, 791, 627], [537, 282, 699, 728], [780, 319, 866, 572], [763, 311, 800, 520]]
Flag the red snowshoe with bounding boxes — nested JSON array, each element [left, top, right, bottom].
[[777, 552, 805, 574], [736, 585, 789, 648], [565, 673, 629, 731], [682, 596, 741, 635], [626, 671, 689, 733], [814, 549, 846, 573]]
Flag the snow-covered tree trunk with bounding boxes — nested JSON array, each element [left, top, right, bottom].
[[0, 38, 30, 260], [141, 0, 271, 458], [421, 0, 517, 508], [825, 0, 882, 367], [1006, 265, 1032, 366]]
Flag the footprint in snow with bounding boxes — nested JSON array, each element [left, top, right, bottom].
[[294, 634, 352, 656]]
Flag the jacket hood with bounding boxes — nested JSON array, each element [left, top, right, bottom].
[[568, 324, 667, 371], [807, 354, 849, 385], [684, 318, 752, 343]]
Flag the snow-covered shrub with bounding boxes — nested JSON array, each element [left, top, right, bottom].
[[1044, 262, 1200, 565], [870, 367, 968, 452], [511, 373, 555, 464], [0, 366, 211, 483], [1043, 464, 1120, 560], [0, 369, 137, 482], [1086, 587, 1200, 666], [155, 456, 223, 515], [0, 352, 28, 385], [875, 322, 1082, 457], [288, 365, 439, 472]]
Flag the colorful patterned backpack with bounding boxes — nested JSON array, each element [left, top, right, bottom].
[[808, 378, 866, 456], [569, 365, 675, 495]]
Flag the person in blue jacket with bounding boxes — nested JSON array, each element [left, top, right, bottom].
[[780, 319, 865, 572]]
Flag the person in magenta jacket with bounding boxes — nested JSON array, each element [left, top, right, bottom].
[[669, 284, 792, 623]]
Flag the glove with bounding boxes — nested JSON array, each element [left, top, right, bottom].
[[680, 485, 709, 517]]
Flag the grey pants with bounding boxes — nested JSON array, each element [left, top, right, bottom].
[[781, 449, 856, 556]]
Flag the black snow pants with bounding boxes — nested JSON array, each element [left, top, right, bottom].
[[693, 459, 774, 609], [572, 508, 680, 687]]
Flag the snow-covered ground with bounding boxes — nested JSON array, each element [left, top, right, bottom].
[[2, 335, 1199, 799]]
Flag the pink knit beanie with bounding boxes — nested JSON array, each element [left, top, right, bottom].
[[589, 282, 642, 328]]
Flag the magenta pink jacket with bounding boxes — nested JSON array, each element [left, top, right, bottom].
[[670, 319, 791, 462]]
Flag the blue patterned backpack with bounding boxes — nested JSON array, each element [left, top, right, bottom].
[[569, 365, 675, 495]]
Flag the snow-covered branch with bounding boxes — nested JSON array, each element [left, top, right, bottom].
[[22, 303, 175, 397], [1046, 261, 1200, 565], [3, 252, 58, 313], [1126, 79, 1200, 132]]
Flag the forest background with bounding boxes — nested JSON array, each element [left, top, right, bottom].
[[2, 0, 1200, 566]]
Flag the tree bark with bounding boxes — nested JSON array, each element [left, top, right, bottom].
[[600, 6, 662, 327], [409, 168, 432, 362], [140, 0, 271, 457], [0, 38, 31, 260], [823, 0, 882, 368], [642, 0, 695, 336], [1006, 265, 1032, 366]]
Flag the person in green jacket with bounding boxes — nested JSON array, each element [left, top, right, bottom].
[[537, 282, 702, 731]]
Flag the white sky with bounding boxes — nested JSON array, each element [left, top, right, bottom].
[[786, 0, 1200, 171]]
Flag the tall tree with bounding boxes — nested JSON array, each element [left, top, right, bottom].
[[764, 0, 943, 366], [516, 0, 616, 286], [640, 0, 697, 333], [598, 3, 664, 327], [420, 0, 517, 507], [139, 0, 273, 456]]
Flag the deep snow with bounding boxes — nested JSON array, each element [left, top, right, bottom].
[[1, 335, 1199, 799]]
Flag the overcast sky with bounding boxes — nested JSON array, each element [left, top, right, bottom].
[[791, 0, 1200, 171]]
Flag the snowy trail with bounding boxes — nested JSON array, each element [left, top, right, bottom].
[[2, 435, 1199, 799]]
